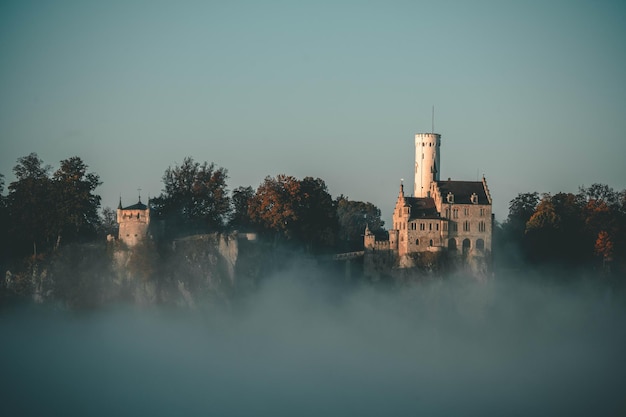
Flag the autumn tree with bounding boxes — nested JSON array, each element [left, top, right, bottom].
[[248, 175, 338, 252], [248, 175, 301, 241], [152, 157, 230, 236]]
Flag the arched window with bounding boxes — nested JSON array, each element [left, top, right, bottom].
[[448, 238, 457, 250], [462, 238, 471, 255], [415, 239, 420, 246], [476, 239, 485, 251], [429, 239, 433, 247]]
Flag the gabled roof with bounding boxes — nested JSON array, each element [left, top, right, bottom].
[[405, 197, 440, 220], [436, 180, 489, 205]]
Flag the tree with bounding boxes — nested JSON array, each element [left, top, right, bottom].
[[0, 174, 8, 261], [248, 175, 301, 241], [152, 157, 230, 236], [7, 153, 54, 256], [229, 186, 255, 230], [505, 192, 540, 236], [294, 177, 337, 251], [247, 175, 338, 252], [52, 156, 102, 245], [525, 196, 561, 262], [595, 230, 614, 262], [579, 184, 620, 208], [99, 207, 119, 237], [336, 196, 384, 251]]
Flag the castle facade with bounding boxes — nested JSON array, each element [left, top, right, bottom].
[[117, 197, 151, 247], [365, 132, 493, 274]]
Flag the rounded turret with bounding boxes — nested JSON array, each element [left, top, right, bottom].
[[414, 133, 441, 197]]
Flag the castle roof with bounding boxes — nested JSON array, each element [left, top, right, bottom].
[[121, 200, 148, 211], [405, 197, 440, 220], [436, 180, 490, 205]]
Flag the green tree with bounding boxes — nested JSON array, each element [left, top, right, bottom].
[[336, 196, 384, 251], [294, 177, 337, 251], [152, 157, 230, 236], [99, 206, 119, 237], [229, 186, 255, 230], [7, 153, 54, 256], [0, 173, 8, 261], [52, 156, 102, 245]]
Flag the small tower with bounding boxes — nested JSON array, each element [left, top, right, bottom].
[[414, 133, 441, 197], [117, 196, 151, 247], [364, 224, 376, 249]]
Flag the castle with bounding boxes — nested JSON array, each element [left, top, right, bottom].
[[365, 132, 493, 275], [117, 197, 151, 247]]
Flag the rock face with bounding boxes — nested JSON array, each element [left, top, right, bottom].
[[2, 233, 265, 309]]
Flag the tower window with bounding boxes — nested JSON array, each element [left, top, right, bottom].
[[415, 239, 420, 246]]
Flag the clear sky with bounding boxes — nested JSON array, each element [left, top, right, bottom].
[[1, 0, 625, 223]]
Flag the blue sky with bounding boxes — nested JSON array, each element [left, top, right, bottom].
[[1, 0, 625, 223]]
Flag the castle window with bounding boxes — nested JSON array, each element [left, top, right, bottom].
[[476, 239, 485, 251], [447, 193, 454, 203], [448, 238, 457, 250], [462, 238, 471, 255], [436, 223, 439, 231], [453, 208, 459, 218], [420, 223, 425, 231], [479, 221, 486, 232], [471, 193, 478, 204], [463, 221, 470, 232], [443, 223, 448, 232], [429, 239, 433, 246], [445, 208, 450, 218], [451, 223, 458, 232], [429, 223, 432, 231], [480, 208, 485, 216], [464, 207, 469, 216], [416, 239, 420, 246]]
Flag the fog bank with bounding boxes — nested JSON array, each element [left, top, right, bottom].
[[1, 270, 625, 416]]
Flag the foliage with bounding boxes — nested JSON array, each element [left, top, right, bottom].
[[501, 184, 626, 273], [99, 207, 118, 237], [152, 157, 230, 236], [7, 153, 55, 256], [247, 175, 338, 252], [229, 186, 255, 230], [336, 195, 385, 251], [52, 156, 102, 243], [5, 153, 102, 257]]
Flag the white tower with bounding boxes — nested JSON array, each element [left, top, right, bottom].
[[414, 133, 441, 197]]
